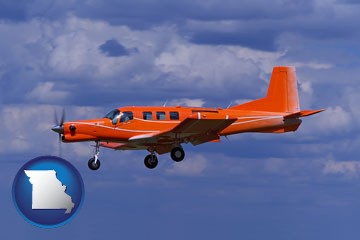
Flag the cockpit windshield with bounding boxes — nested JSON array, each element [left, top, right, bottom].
[[104, 109, 120, 125]]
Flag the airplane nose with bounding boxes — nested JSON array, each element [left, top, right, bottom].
[[52, 125, 64, 134]]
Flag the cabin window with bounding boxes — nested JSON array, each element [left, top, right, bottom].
[[143, 111, 152, 120], [156, 111, 166, 120], [170, 111, 179, 120], [120, 111, 133, 122]]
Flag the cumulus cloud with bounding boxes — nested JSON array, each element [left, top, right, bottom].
[[323, 160, 360, 178], [2, 2, 360, 239], [167, 98, 205, 107], [290, 61, 333, 70], [0, 15, 291, 159], [154, 42, 283, 99], [47, 17, 137, 79], [299, 80, 313, 95], [26, 82, 69, 103], [0, 15, 293, 108], [0, 104, 104, 154], [233, 99, 253, 105], [165, 154, 207, 176], [345, 87, 360, 126], [0, 5, 358, 181], [299, 106, 351, 136], [0, 105, 54, 153]]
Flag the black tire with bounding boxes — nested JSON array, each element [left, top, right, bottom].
[[88, 157, 101, 170], [171, 147, 185, 162], [144, 154, 158, 169]]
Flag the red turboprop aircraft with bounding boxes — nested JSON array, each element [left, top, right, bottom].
[[52, 66, 324, 170]]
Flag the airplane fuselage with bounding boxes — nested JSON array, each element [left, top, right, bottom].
[[62, 106, 301, 144]]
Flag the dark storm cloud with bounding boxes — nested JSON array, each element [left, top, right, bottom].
[[2, 0, 292, 23], [66, 0, 316, 51], [99, 39, 139, 57], [99, 39, 130, 57], [73, 0, 314, 24], [1, 0, 359, 52], [12, 1, 360, 52]]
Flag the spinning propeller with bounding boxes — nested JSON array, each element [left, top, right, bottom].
[[52, 109, 65, 156], [52, 109, 65, 136]]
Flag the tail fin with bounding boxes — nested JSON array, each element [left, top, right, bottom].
[[231, 66, 300, 113]]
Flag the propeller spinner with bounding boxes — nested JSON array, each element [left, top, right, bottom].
[[52, 108, 65, 139], [51, 125, 64, 134], [52, 109, 66, 157]]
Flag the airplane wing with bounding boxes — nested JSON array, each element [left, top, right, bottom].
[[169, 112, 237, 145], [100, 112, 237, 153]]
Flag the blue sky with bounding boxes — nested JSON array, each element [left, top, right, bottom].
[[1, 0, 360, 239]]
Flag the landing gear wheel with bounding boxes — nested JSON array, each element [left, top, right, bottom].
[[88, 157, 101, 170], [144, 154, 158, 169], [171, 147, 185, 162]]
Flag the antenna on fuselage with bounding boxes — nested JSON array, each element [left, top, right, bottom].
[[226, 101, 233, 109], [163, 100, 168, 107]]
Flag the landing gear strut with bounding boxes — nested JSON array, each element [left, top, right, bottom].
[[88, 141, 101, 170], [144, 153, 158, 169]]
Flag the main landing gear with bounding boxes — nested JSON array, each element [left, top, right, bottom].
[[86, 142, 186, 170], [170, 147, 185, 162], [143, 146, 185, 169], [88, 141, 101, 171], [144, 154, 158, 169]]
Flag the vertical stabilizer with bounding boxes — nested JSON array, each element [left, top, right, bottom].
[[231, 66, 300, 113]]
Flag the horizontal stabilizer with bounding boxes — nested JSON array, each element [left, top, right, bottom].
[[284, 109, 325, 119]]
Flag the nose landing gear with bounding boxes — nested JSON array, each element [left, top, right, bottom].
[[88, 141, 101, 171]]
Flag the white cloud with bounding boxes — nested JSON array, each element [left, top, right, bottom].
[[66, 142, 94, 158], [323, 160, 360, 178], [47, 16, 137, 80], [345, 87, 360, 126], [0, 15, 292, 106], [290, 61, 333, 70], [0, 105, 54, 153], [45, 16, 286, 98], [154, 43, 283, 91], [297, 80, 314, 109], [0, 15, 357, 181], [233, 99, 253, 105], [299, 80, 313, 95], [167, 98, 205, 107], [300, 106, 351, 135], [0, 104, 104, 154], [26, 82, 69, 103], [165, 154, 207, 176]]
